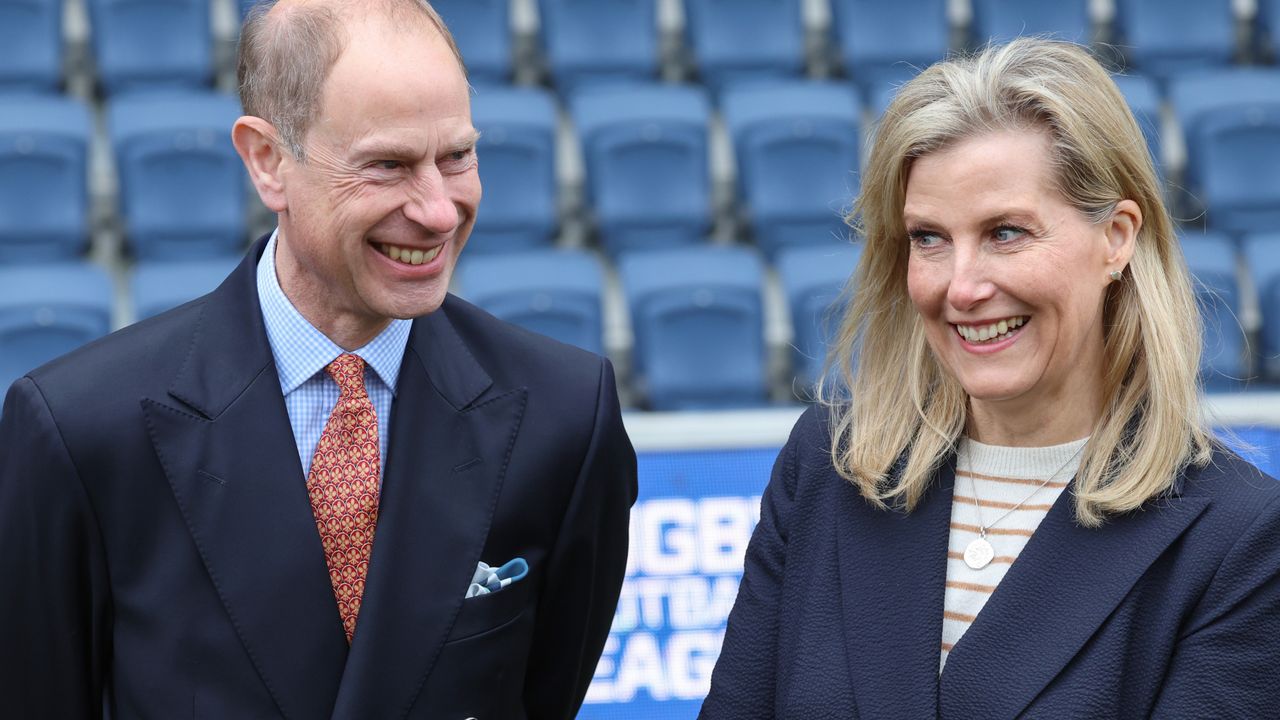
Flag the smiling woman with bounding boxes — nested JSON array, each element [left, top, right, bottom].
[[700, 38, 1280, 719]]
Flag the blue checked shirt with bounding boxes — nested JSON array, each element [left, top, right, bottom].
[[257, 231, 412, 483]]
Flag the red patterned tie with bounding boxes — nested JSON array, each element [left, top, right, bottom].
[[306, 353, 381, 643]]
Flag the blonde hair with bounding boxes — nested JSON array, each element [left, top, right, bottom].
[[819, 38, 1213, 527]]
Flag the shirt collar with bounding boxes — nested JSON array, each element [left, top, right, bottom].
[[256, 230, 412, 396]]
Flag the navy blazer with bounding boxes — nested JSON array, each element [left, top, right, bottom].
[[0, 237, 637, 719], [701, 406, 1280, 719]]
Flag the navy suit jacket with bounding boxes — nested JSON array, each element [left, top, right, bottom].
[[0, 238, 637, 719], [701, 406, 1280, 719]]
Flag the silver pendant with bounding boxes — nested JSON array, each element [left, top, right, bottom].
[[964, 537, 995, 569]]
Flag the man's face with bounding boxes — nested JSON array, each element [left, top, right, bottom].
[[274, 15, 480, 346]]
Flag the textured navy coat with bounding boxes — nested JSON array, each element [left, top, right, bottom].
[[701, 405, 1280, 719], [0, 237, 637, 719]]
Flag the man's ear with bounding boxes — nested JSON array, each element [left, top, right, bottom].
[[1104, 199, 1141, 273], [232, 116, 289, 213]]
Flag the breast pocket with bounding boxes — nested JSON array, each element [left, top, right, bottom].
[[446, 578, 533, 643]]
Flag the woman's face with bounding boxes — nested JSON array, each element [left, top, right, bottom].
[[903, 130, 1135, 442]]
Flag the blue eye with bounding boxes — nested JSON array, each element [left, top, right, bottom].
[[994, 225, 1027, 242], [909, 230, 944, 248]]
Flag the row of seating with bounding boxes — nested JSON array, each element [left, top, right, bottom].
[[2, 234, 1275, 409], [3, 0, 1279, 95], [5, 61, 1279, 263]]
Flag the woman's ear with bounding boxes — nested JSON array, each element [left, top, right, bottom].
[[232, 116, 289, 213], [1105, 199, 1141, 273]]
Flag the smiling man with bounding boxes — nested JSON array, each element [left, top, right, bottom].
[[0, 1, 636, 717]]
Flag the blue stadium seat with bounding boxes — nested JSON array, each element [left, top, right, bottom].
[[683, 0, 806, 91], [970, 0, 1090, 45], [721, 81, 860, 257], [0, 0, 63, 91], [0, 262, 113, 392], [830, 0, 948, 94], [457, 249, 605, 354], [0, 95, 92, 263], [1171, 69, 1280, 236], [1243, 233, 1280, 381], [538, 0, 660, 90], [1181, 232, 1247, 388], [107, 90, 247, 260], [1111, 74, 1163, 172], [1261, 0, 1280, 53], [1113, 0, 1235, 81], [620, 245, 767, 409], [571, 84, 712, 255], [776, 242, 861, 389], [87, 0, 214, 94], [131, 258, 238, 321], [470, 86, 560, 253], [434, 0, 512, 85]]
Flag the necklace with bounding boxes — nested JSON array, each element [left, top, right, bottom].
[[961, 442, 1086, 570]]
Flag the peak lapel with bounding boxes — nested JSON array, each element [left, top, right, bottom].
[[331, 309, 527, 720], [939, 487, 1210, 719], [142, 239, 349, 720], [837, 458, 956, 718]]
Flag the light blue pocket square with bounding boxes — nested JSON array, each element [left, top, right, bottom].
[[465, 557, 528, 598]]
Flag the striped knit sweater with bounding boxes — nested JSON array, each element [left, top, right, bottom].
[[940, 436, 1089, 671]]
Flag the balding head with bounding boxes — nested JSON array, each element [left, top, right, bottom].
[[237, 0, 466, 160]]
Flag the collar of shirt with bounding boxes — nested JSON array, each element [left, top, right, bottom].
[[256, 230, 412, 396]]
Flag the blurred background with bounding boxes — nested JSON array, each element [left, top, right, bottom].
[[1, 0, 1279, 716]]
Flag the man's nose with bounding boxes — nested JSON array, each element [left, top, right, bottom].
[[402, 168, 460, 234], [946, 242, 997, 310]]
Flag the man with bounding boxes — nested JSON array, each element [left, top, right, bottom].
[[0, 0, 636, 717]]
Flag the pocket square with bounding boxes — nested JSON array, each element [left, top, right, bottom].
[[465, 557, 528, 598]]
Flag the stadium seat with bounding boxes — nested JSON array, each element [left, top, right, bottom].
[[107, 90, 247, 260], [776, 242, 861, 390], [1243, 233, 1280, 381], [538, 0, 660, 90], [0, 0, 63, 91], [722, 81, 860, 257], [830, 0, 948, 94], [1111, 73, 1163, 171], [1171, 70, 1280, 236], [969, 0, 1091, 45], [131, 258, 238, 321], [433, 0, 512, 85], [1181, 232, 1247, 388], [683, 0, 806, 91], [619, 245, 767, 410], [470, 86, 560, 253], [456, 249, 605, 355], [1113, 0, 1235, 81], [0, 262, 113, 392], [87, 0, 214, 94], [571, 84, 712, 255], [1260, 0, 1280, 55], [0, 94, 92, 263]]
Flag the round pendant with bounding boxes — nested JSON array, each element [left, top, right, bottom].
[[964, 537, 995, 570]]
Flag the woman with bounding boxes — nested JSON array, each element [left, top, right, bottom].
[[701, 39, 1280, 718]]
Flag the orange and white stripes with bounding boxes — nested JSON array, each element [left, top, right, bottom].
[[939, 436, 1087, 670]]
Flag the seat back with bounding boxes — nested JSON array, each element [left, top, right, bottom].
[[0, 0, 63, 91], [1114, 0, 1235, 80], [433, 0, 512, 84], [970, 0, 1090, 45], [0, 95, 91, 262], [538, 0, 659, 90], [1182, 232, 1247, 387], [830, 0, 948, 91], [1243, 233, 1280, 380], [470, 86, 559, 252], [88, 0, 213, 93], [684, 0, 805, 90], [0, 263, 113, 390], [131, 258, 238, 321], [776, 242, 861, 390]]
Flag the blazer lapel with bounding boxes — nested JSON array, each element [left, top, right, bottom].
[[939, 485, 1210, 719], [141, 240, 349, 720], [330, 307, 527, 720], [836, 457, 956, 718]]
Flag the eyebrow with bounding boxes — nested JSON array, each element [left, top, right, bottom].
[[903, 208, 1041, 229], [350, 129, 482, 160]]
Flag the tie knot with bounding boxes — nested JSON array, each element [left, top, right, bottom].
[[325, 353, 368, 398]]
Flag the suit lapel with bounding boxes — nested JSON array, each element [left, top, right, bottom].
[[836, 457, 956, 718], [142, 239, 349, 720], [330, 308, 527, 720], [939, 483, 1210, 719]]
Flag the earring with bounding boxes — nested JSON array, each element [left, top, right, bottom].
[[1109, 270, 1123, 282]]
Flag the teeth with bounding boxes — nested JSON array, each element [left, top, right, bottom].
[[955, 316, 1027, 344], [377, 243, 443, 266]]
